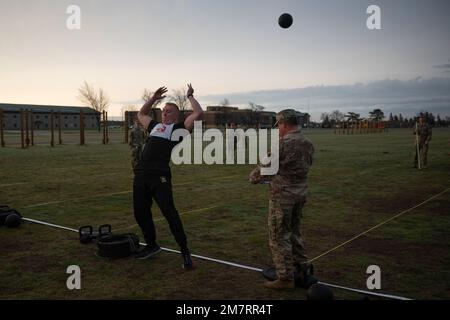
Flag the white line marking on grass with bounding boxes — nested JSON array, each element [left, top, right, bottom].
[[22, 217, 78, 232], [22, 216, 413, 300], [316, 281, 411, 300]]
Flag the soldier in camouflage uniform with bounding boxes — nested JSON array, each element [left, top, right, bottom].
[[413, 114, 432, 169], [129, 117, 147, 169], [249, 109, 314, 290]]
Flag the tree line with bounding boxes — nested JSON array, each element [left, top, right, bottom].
[[386, 111, 449, 128], [320, 108, 449, 128], [78, 81, 195, 115]]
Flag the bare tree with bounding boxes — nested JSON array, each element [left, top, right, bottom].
[[329, 110, 345, 123], [169, 88, 189, 111], [320, 112, 330, 121], [249, 101, 265, 112], [77, 81, 109, 112], [121, 105, 139, 115], [248, 101, 265, 128], [141, 89, 164, 120], [220, 98, 230, 107], [141, 89, 152, 103], [142, 89, 162, 107], [321, 113, 331, 128]]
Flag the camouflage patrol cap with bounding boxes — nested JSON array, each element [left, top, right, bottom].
[[274, 109, 299, 127]]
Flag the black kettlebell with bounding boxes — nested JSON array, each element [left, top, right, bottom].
[[79, 225, 94, 244], [98, 224, 112, 238], [79, 233, 92, 244]]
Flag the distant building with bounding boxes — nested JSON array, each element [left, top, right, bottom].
[[126, 106, 280, 129], [0, 103, 100, 130], [202, 106, 277, 129], [125, 106, 311, 129]]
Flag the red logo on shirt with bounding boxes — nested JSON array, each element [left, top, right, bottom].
[[156, 125, 166, 132]]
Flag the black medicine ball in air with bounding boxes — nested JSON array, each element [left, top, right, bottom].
[[306, 283, 334, 300], [5, 213, 22, 228], [278, 13, 293, 29]]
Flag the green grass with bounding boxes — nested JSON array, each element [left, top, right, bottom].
[[0, 128, 449, 300]]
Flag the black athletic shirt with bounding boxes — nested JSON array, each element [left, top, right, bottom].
[[134, 120, 185, 177]]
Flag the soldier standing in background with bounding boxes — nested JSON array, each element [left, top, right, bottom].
[[249, 109, 315, 290], [129, 117, 146, 169], [413, 114, 432, 169]]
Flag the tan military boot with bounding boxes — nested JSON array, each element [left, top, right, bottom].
[[264, 279, 295, 290]]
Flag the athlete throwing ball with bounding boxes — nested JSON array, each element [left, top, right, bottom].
[[133, 84, 203, 270]]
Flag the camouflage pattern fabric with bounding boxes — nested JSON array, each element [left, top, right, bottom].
[[268, 197, 308, 280], [250, 128, 314, 280], [413, 123, 432, 167], [129, 126, 146, 169]]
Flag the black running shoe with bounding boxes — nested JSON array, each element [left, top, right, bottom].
[[181, 248, 194, 270], [135, 245, 162, 259]]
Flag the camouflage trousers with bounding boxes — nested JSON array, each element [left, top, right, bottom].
[[414, 142, 429, 167], [268, 197, 308, 280], [131, 146, 142, 169]]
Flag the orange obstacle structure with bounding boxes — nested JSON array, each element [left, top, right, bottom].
[[335, 120, 388, 134]]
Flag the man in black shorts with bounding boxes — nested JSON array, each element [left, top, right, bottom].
[[134, 84, 203, 270]]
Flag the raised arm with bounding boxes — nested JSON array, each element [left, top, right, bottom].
[[138, 86, 168, 129], [184, 83, 204, 131]]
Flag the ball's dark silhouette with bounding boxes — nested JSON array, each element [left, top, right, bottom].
[[306, 283, 334, 300], [5, 213, 22, 228], [278, 13, 293, 29]]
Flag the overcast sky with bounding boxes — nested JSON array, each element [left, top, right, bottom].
[[0, 0, 449, 120]]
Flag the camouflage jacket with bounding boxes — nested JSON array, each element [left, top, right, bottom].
[[249, 129, 314, 201], [129, 127, 146, 148], [413, 123, 432, 145]]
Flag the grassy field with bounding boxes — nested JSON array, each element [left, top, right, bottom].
[[0, 128, 449, 300]]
